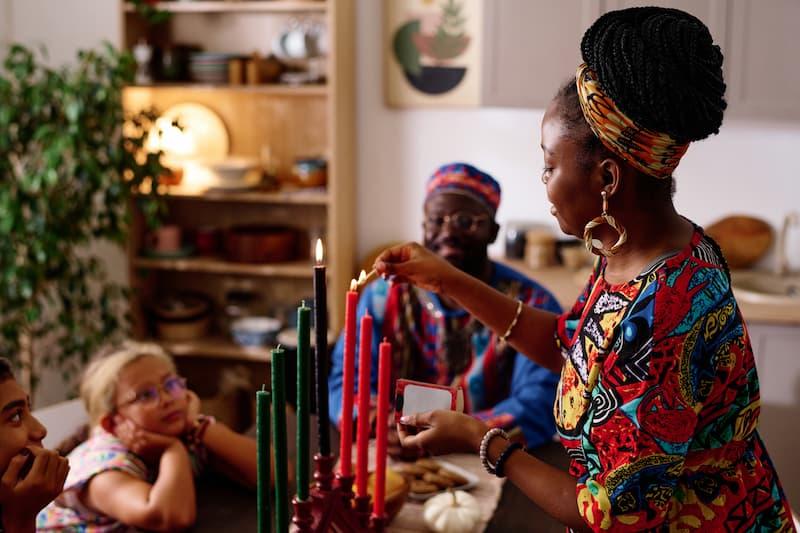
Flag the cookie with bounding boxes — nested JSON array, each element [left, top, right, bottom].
[[422, 471, 456, 488], [415, 458, 441, 472], [438, 468, 469, 486], [410, 480, 440, 494], [395, 463, 428, 478]]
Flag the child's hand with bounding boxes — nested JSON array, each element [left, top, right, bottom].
[[0, 447, 69, 530], [113, 417, 179, 461], [185, 390, 201, 430]]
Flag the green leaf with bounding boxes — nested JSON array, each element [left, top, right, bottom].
[[0, 42, 168, 392], [393, 20, 422, 77]]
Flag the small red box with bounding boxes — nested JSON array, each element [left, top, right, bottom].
[[394, 379, 464, 424]]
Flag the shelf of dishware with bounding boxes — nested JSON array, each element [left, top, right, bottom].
[[124, 83, 327, 96], [160, 187, 329, 205], [158, 335, 273, 362], [133, 256, 313, 278], [124, 1, 327, 14]]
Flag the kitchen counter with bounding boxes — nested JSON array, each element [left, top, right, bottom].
[[498, 258, 800, 326]]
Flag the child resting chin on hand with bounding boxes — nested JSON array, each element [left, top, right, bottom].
[[37, 342, 258, 532], [0, 357, 69, 533]]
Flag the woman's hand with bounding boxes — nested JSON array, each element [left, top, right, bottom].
[[397, 411, 488, 456], [0, 447, 69, 532], [112, 417, 179, 462], [373, 242, 462, 294], [387, 414, 425, 461]]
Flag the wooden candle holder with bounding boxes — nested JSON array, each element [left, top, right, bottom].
[[289, 455, 388, 532]]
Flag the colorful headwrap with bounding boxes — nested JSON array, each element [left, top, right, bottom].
[[425, 162, 501, 215], [575, 63, 689, 179]]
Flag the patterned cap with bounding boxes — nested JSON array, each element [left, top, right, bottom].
[[425, 162, 501, 215]]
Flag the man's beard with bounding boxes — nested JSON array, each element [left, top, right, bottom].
[[426, 236, 488, 279]]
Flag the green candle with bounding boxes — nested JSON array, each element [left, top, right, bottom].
[[256, 386, 271, 533], [296, 301, 311, 501], [271, 346, 288, 533]]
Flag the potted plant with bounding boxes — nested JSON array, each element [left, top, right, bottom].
[[129, 0, 173, 26], [0, 43, 167, 392]]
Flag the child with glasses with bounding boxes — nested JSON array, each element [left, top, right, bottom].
[[0, 357, 69, 533], [37, 342, 258, 532]]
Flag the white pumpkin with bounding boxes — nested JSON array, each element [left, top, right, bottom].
[[423, 489, 482, 533]]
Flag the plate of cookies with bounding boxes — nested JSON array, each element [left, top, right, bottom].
[[394, 458, 479, 501]]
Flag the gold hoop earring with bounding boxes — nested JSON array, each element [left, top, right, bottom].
[[583, 191, 627, 257]]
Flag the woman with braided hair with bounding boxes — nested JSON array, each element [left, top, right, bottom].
[[376, 7, 795, 532]]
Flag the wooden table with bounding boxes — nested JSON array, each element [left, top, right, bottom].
[[388, 453, 504, 532], [193, 415, 568, 532]]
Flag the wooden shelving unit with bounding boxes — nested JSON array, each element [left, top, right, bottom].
[[127, 83, 328, 97], [156, 188, 329, 205], [160, 336, 273, 362], [122, 0, 355, 362], [133, 257, 313, 278], [124, 1, 327, 14]]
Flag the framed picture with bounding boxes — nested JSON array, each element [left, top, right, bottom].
[[385, 0, 483, 107]]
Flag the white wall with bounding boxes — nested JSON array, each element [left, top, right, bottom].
[[355, 0, 800, 271], [6, 0, 120, 66], [0, 1, 11, 48], [8, 0, 800, 407], [3, 0, 124, 407]]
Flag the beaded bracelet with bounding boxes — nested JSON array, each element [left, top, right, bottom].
[[499, 300, 523, 343], [494, 441, 524, 478], [479, 427, 508, 475], [193, 414, 216, 444]]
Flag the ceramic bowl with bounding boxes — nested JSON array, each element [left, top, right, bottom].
[[210, 157, 259, 184], [230, 316, 282, 347]]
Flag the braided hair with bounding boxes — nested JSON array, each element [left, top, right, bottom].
[[580, 7, 726, 144], [554, 7, 726, 195]]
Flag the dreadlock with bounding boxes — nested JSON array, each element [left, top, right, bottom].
[[580, 7, 726, 144]]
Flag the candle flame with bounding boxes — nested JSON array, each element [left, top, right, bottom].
[[357, 270, 367, 285], [315, 238, 324, 264], [350, 279, 358, 291]]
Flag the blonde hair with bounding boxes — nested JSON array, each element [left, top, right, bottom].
[[81, 341, 175, 427]]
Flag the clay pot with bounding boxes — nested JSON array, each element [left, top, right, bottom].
[[224, 225, 297, 263]]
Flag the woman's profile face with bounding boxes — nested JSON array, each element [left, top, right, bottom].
[[540, 101, 599, 239]]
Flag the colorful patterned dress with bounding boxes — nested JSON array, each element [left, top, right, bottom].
[[555, 227, 795, 531], [37, 427, 208, 532], [329, 261, 562, 447]]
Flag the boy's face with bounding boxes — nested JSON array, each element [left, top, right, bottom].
[[114, 356, 189, 437], [0, 378, 46, 473]]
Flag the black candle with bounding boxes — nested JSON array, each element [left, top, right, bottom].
[[313, 238, 331, 456]]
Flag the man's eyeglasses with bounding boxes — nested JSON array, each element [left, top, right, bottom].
[[424, 212, 490, 233], [118, 376, 187, 408]]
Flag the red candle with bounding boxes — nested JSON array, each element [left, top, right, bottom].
[[338, 281, 358, 477], [373, 339, 391, 517], [355, 311, 373, 498]]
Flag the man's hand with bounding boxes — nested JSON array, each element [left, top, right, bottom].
[[113, 417, 179, 462], [0, 447, 69, 533]]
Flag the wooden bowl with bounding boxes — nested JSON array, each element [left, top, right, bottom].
[[706, 215, 773, 269], [156, 314, 210, 341], [224, 225, 296, 263], [368, 467, 410, 523]]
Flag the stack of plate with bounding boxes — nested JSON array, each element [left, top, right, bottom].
[[189, 52, 237, 84]]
